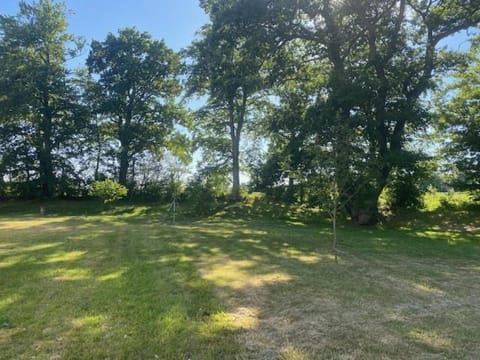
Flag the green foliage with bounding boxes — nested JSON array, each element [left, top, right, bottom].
[[0, 0, 479, 219], [0, 0, 86, 197], [86, 28, 183, 186], [185, 0, 280, 200], [383, 154, 436, 211], [182, 180, 220, 216], [182, 169, 228, 215], [243, 0, 480, 222], [423, 190, 474, 211], [89, 179, 128, 203], [437, 39, 480, 194]]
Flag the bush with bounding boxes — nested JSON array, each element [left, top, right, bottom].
[[132, 179, 171, 202], [182, 179, 220, 215], [89, 180, 128, 203]]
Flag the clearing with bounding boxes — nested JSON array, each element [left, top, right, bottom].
[[0, 199, 479, 359]]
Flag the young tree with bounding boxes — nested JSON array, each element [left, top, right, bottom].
[[86, 28, 183, 188], [0, 0, 85, 197]]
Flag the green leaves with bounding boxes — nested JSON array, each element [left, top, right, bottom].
[[89, 179, 128, 203], [0, 0, 86, 197], [437, 40, 480, 191], [86, 28, 184, 186]]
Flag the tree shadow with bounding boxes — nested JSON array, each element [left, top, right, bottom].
[[0, 216, 242, 359], [1, 202, 479, 358]]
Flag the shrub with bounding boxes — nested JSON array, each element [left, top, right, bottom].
[[182, 179, 219, 215], [89, 179, 128, 203]]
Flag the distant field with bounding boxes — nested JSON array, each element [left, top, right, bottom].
[[0, 196, 479, 359]]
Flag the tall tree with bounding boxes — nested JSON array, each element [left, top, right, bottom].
[[0, 0, 85, 197], [186, 0, 279, 201], [86, 28, 182, 187], [253, 0, 480, 222], [438, 39, 480, 193]]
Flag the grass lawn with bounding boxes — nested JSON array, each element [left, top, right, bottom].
[[0, 198, 479, 359]]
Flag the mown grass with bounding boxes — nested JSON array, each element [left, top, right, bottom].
[[0, 195, 479, 359]]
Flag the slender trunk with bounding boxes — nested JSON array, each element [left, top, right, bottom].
[[231, 134, 241, 201], [130, 156, 136, 193], [94, 141, 102, 181], [332, 208, 337, 263], [131, 156, 136, 182]]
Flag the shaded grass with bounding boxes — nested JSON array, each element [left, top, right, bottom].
[[0, 199, 479, 359]]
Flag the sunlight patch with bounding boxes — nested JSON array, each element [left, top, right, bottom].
[[0, 255, 26, 268], [98, 268, 126, 281], [211, 307, 259, 330], [49, 268, 91, 281], [21, 243, 62, 252], [0, 294, 21, 310], [408, 329, 452, 350], [281, 345, 311, 359], [44, 251, 86, 263], [201, 259, 292, 289], [281, 248, 331, 264], [0, 218, 71, 230], [412, 283, 445, 295], [72, 315, 106, 329]]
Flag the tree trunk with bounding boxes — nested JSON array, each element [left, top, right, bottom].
[[118, 120, 130, 187], [94, 136, 102, 181], [348, 180, 386, 225], [229, 93, 245, 202], [118, 147, 129, 187], [39, 94, 55, 198], [231, 135, 241, 201], [38, 150, 54, 198]]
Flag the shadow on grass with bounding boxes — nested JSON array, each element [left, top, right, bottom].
[[0, 200, 479, 358], [0, 217, 241, 359]]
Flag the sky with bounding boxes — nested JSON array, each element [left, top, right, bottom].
[[1, 0, 476, 66], [1, 0, 208, 68]]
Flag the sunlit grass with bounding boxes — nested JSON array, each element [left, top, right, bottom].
[[423, 191, 472, 211], [0, 199, 479, 359]]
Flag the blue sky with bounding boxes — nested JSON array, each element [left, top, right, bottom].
[[2, 0, 475, 64], [1, 0, 208, 68]]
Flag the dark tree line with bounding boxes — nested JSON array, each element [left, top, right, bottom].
[[1, 0, 479, 223]]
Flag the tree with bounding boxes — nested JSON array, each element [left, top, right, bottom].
[[185, 0, 279, 201], [0, 0, 85, 197], [86, 28, 183, 188], [252, 84, 315, 202], [438, 40, 480, 194], [252, 0, 480, 222]]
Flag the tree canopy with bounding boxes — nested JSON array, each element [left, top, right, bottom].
[[0, 0, 85, 197], [86, 28, 183, 187], [0, 0, 479, 223]]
